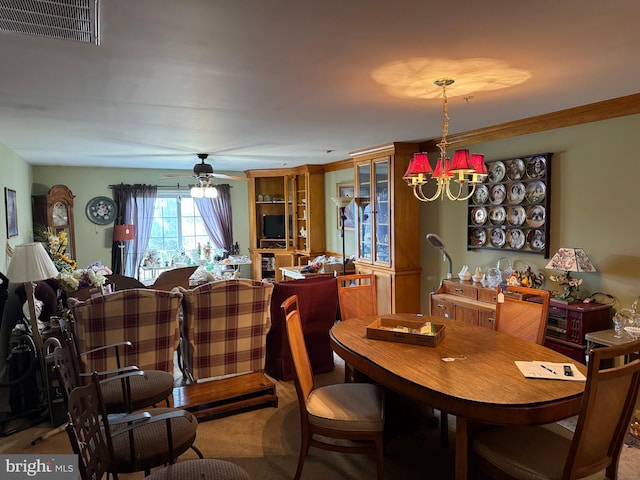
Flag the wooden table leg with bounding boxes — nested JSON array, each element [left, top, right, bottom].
[[455, 416, 470, 480]]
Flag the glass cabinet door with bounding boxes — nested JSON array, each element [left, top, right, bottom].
[[356, 156, 391, 266], [373, 159, 390, 265], [356, 162, 372, 261]]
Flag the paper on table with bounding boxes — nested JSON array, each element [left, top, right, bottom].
[[515, 361, 586, 382]]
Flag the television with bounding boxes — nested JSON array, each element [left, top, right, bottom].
[[262, 214, 290, 239]]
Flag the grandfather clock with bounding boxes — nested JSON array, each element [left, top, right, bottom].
[[32, 185, 76, 259]]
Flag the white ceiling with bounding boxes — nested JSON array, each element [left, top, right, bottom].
[[0, 0, 638, 176]]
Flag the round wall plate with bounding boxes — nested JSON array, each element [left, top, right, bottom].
[[86, 196, 117, 225]]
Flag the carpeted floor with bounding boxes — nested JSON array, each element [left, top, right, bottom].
[[1, 356, 639, 479]]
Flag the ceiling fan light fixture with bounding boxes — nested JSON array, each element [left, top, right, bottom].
[[190, 184, 218, 198], [190, 185, 205, 198]]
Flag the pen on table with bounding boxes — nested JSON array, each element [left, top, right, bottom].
[[540, 364, 557, 375]]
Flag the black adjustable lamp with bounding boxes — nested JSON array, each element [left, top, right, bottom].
[[331, 197, 353, 274], [427, 233, 452, 279]]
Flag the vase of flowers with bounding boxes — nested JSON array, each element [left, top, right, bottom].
[[36, 226, 77, 273], [58, 261, 113, 299], [548, 272, 582, 301]]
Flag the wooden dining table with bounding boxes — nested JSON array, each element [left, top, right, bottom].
[[330, 313, 588, 480]]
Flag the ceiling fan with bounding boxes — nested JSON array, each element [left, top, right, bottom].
[[160, 153, 250, 183]]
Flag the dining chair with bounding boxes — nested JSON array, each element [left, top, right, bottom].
[[494, 285, 550, 344], [337, 273, 446, 446], [337, 273, 377, 321], [282, 294, 385, 480], [66, 374, 250, 480], [471, 338, 640, 480], [53, 329, 173, 414], [336, 272, 377, 382]]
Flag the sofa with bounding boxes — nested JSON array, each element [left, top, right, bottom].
[[265, 275, 339, 381]]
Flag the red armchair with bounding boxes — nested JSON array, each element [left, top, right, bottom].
[[265, 276, 338, 381]]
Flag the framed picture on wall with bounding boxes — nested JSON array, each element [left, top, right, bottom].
[[337, 183, 355, 230], [5, 188, 18, 238]]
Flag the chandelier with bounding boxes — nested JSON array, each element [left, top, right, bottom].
[[403, 79, 487, 202], [190, 179, 218, 198]]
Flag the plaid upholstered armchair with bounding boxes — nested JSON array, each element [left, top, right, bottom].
[[178, 279, 274, 383], [67, 288, 183, 374]]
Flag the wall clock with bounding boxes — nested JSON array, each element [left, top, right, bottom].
[[86, 196, 117, 225]]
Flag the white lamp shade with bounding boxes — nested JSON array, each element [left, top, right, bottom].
[[7, 242, 59, 283], [331, 196, 353, 208]]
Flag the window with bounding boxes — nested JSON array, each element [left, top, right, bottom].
[[146, 193, 211, 263]]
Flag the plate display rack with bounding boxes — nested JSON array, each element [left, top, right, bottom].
[[467, 152, 552, 258]]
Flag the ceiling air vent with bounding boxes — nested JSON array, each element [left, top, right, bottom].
[[0, 0, 100, 45]]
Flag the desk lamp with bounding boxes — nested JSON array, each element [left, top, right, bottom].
[[427, 233, 452, 279], [331, 197, 353, 274]]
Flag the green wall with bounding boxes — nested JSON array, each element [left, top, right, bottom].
[[29, 167, 250, 272], [421, 114, 640, 312], [2, 113, 639, 314]]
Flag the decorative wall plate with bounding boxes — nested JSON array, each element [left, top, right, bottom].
[[508, 229, 525, 250], [490, 228, 506, 247], [489, 184, 506, 205], [86, 196, 117, 225], [489, 206, 506, 226], [526, 156, 546, 179], [472, 185, 489, 205], [471, 207, 487, 225], [488, 161, 505, 183], [470, 228, 486, 246], [506, 158, 525, 181]]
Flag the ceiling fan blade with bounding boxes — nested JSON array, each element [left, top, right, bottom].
[[160, 173, 196, 178], [210, 173, 250, 182]]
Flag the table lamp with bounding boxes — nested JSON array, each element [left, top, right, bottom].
[[331, 197, 353, 274], [113, 224, 135, 275], [545, 247, 596, 301]]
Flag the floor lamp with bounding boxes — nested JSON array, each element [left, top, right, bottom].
[[6, 242, 60, 428], [113, 224, 135, 275], [331, 197, 353, 274]]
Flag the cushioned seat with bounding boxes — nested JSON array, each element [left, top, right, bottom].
[[109, 407, 198, 473], [145, 459, 251, 480], [265, 276, 338, 380], [98, 369, 175, 412]]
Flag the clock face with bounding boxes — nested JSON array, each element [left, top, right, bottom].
[[86, 197, 117, 225], [52, 201, 69, 226]]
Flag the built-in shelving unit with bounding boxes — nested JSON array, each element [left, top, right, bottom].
[[351, 142, 422, 314], [246, 166, 325, 282]]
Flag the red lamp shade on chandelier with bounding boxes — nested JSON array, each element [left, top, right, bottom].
[[403, 78, 488, 202]]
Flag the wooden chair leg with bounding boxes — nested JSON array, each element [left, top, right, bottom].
[[440, 411, 448, 447], [294, 431, 311, 480]]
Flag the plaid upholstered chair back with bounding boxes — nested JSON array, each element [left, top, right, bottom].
[[179, 279, 274, 383], [68, 288, 183, 373]]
